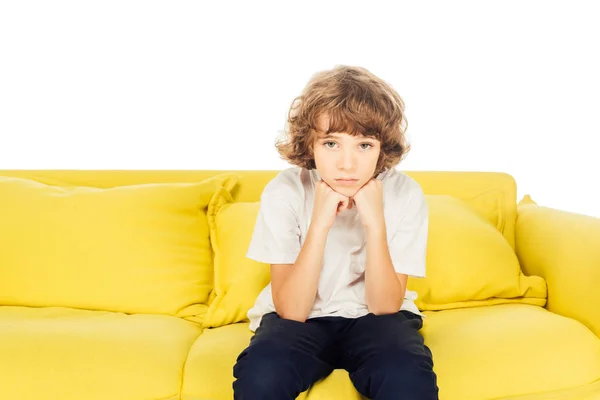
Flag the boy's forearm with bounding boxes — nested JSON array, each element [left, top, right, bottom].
[[273, 225, 328, 322], [364, 226, 404, 314]]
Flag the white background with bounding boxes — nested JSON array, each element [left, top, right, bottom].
[[1, 1, 599, 217]]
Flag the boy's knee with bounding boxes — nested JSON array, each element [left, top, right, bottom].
[[355, 350, 438, 399], [233, 366, 280, 398], [233, 341, 298, 397], [374, 349, 434, 376]]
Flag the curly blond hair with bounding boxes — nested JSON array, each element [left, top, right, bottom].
[[275, 65, 410, 176]]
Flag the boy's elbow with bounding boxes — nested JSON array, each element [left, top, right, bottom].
[[370, 307, 398, 316], [275, 304, 308, 322], [273, 298, 309, 323], [276, 311, 307, 323], [369, 300, 404, 316]]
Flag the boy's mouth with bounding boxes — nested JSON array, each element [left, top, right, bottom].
[[335, 178, 359, 185]]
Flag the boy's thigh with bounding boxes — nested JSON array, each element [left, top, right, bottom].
[[236, 312, 337, 367], [233, 313, 338, 396], [337, 311, 432, 372], [251, 312, 332, 347]]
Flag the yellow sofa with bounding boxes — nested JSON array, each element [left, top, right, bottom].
[[1, 169, 600, 400]]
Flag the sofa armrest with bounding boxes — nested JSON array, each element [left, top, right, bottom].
[[516, 197, 600, 337]]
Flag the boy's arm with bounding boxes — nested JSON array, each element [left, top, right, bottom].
[[271, 223, 329, 322], [363, 182, 428, 314], [364, 226, 407, 314]]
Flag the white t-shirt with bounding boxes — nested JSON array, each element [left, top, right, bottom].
[[245, 166, 428, 332]]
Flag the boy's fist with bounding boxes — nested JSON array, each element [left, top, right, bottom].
[[311, 180, 352, 231], [353, 179, 385, 231]]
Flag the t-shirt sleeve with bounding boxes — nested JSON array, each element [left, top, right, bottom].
[[245, 192, 302, 265], [389, 186, 429, 278]]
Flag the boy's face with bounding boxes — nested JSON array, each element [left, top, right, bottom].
[[313, 115, 381, 198]]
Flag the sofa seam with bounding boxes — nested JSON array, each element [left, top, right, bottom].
[[178, 331, 201, 400]]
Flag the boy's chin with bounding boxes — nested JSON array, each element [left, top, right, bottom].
[[331, 186, 359, 198]]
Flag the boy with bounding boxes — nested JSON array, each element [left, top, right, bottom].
[[232, 65, 439, 399]]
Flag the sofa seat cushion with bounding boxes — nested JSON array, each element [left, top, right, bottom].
[[423, 304, 600, 400], [182, 305, 600, 400], [181, 323, 363, 400], [0, 306, 202, 400]]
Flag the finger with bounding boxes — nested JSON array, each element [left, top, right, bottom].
[[337, 194, 350, 206], [337, 198, 349, 213]]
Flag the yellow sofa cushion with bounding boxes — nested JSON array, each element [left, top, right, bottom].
[[203, 193, 546, 327], [184, 305, 600, 400], [181, 323, 362, 400], [422, 304, 600, 400], [0, 306, 202, 400], [0, 174, 237, 320], [408, 195, 546, 310], [203, 190, 269, 328]]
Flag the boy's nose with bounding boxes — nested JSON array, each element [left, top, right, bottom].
[[338, 150, 355, 170]]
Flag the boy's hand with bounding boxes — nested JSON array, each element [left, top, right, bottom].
[[311, 179, 352, 231], [353, 179, 385, 231]]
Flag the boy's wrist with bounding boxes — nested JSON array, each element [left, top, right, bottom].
[[365, 222, 386, 238], [308, 220, 331, 236]]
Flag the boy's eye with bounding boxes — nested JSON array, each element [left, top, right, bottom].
[[323, 141, 373, 150]]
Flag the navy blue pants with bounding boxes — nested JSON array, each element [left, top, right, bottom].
[[233, 310, 439, 399]]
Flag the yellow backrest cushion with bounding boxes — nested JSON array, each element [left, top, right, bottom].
[[203, 193, 546, 327], [203, 190, 268, 328], [408, 195, 546, 310], [0, 174, 238, 321]]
